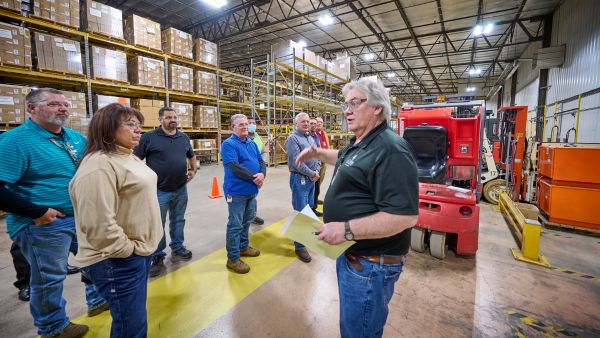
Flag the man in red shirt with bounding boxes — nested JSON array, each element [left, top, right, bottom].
[[314, 117, 330, 208]]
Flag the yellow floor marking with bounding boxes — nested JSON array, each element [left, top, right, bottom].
[[73, 219, 296, 337]]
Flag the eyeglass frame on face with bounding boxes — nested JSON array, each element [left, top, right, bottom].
[[341, 98, 368, 112], [39, 100, 72, 109], [121, 120, 142, 130]]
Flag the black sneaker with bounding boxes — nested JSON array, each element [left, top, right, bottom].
[[18, 287, 30, 301], [171, 247, 192, 262], [252, 216, 265, 225], [312, 209, 323, 217], [149, 257, 164, 278], [66, 264, 80, 275]]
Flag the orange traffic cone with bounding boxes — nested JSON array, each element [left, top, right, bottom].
[[208, 176, 223, 199]]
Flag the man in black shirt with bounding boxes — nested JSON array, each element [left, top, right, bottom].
[[134, 107, 198, 277], [296, 77, 418, 338]]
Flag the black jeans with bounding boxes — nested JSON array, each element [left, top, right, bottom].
[[313, 178, 322, 208], [10, 241, 30, 290]]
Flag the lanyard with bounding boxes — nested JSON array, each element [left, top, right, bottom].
[[49, 137, 80, 165]]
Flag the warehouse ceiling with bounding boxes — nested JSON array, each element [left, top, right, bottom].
[[100, 0, 560, 102]]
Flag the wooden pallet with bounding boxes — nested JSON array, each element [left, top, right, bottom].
[[87, 31, 127, 44], [36, 68, 86, 79], [539, 213, 600, 237], [91, 76, 129, 85], [129, 43, 163, 54], [0, 62, 33, 70], [167, 54, 194, 63]]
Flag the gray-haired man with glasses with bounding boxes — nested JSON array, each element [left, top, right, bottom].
[[0, 88, 107, 338]]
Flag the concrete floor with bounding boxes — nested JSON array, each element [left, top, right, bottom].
[[1, 164, 599, 337]]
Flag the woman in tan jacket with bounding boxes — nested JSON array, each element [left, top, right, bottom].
[[70, 103, 162, 338]]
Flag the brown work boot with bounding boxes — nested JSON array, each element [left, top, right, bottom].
[[240, 246, 260, 257], [42, 322, 89, 338], [226, 259, 250, 274], [295, 248, 312, 263]]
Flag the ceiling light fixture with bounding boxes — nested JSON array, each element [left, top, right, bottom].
[[296, 40, 307, 48], [387, 72, 395, 78], [469, 67, 481, 76], [364, 53, 375, 61], [318, 14, 335, 26], [473, 23, 494, 36], [466, 87, 476, 92], [202, 0, 227, 8]]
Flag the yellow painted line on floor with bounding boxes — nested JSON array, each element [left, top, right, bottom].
[[73, 218, 297, 337]]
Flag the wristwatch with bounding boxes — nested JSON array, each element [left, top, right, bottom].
[[344, 221, 355, 241]]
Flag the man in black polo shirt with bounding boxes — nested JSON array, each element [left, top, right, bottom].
[[134, 106, 198, 277], [296, 77, 418, 338]]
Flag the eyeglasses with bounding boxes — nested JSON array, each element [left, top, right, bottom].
[[341, 98, 368, 112], [43, 101, 71, 108], [122, 121, 141, 130]]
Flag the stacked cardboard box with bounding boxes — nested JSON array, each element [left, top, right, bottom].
[[124, 14, 161, 51], [57, 90, 88, 135], [0, 0, 21, 11], [162, 28, 192, 60], [0, 84, 27, 124], [92, 46, 127, 82], [33, 0, 80, 28], [169, 64, 193, 93], [331, 56, 355, 83], [192, 139, 216, 150], [128, 55, 165, 87], [131, 98, 163, 127], [34, 32, 83, 75], [84, 1, 123, 39], [171, 102, 193, 128], [0, 22, 32, 68], [193, 38, 217, 66], [93, 94, 130, 111], [194, 71, 217, 96], [193, 105, 218, 129], [272, 40, 317, 65]]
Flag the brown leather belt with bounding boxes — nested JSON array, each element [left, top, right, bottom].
[[345, 253, 405, 272]]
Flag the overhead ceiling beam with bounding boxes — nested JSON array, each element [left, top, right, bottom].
[[393, 0, 441, 93], [347, 2, 427, 93]]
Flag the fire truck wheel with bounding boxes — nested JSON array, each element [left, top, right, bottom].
[[483, 179, 507, 205], [410, 227, 426, 253], [429, 231, 446, 259]]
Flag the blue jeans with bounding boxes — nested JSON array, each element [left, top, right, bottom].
[[225, 194, 257, 260], [13, 217, 104, 336], [336, 255, 404, 338], [290, 172, 314, 250], [83, 254, 151, 338], [154, 185, 188, 258]]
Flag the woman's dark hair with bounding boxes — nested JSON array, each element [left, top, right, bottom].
[[82, 103, 144, 160]]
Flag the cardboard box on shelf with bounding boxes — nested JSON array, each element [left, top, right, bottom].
[[331, 57, 355, 82], [169, 64, 193, 93], [93, 94, 130, 111], [162, 27, 192, 60], [193, 105, 218, 129], [194, 70, 217, 96], [128, 55, 165, 88], [171, 102, 193, 128], [0, 22, 32, 68], [193, 38, 217, 66], [272, 40, 316, 65], [60, 89, 87, 121], [192, 139, 216, 150], [33, 32, 83, 75], [0, 0, 21, 12], [84, 1, 123, 39], [131, 98, 163, 127], [124, 14, 161, 51], [32, 0, 80, 28], [0, 84, 27, 124], [91, 46, 127, 82]]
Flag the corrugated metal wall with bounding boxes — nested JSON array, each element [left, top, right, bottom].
[[544, 0, 600, 143]]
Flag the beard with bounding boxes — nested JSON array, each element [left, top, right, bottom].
[[164, 121, 177, 130], [46, 115, 68, 127]]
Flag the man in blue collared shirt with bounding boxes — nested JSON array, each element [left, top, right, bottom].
[[221, 114, 266, 274], [0, 88, 106, 338]]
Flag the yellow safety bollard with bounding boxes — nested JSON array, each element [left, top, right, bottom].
[[499, 192, 550, 267]]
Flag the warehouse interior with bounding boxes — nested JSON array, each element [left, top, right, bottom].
[[0, 0, 599, 337]]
